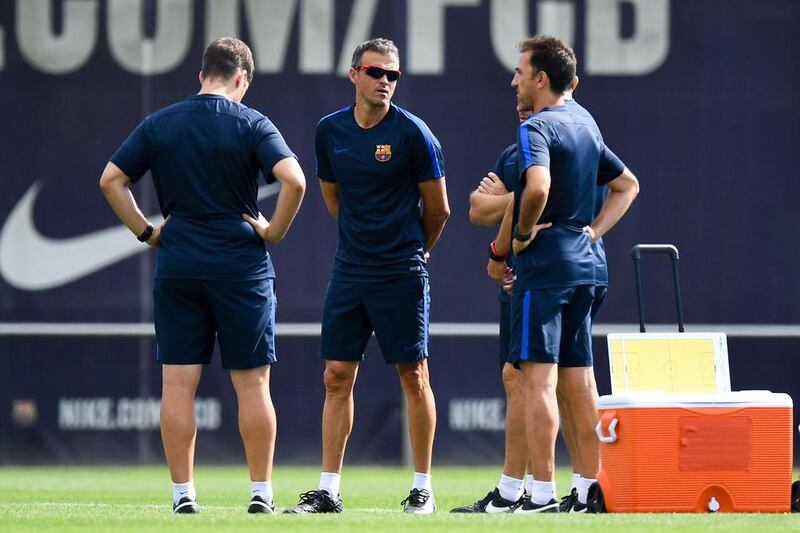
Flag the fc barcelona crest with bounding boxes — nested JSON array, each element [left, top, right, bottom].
[[375, 144, 392, 162]]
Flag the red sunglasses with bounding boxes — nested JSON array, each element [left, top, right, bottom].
[[356, 65, 401, 82]]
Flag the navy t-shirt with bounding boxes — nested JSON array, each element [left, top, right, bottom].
[[514, 104, 623, 290], [111, 94, 296, 281], [316, 104, 445, 282], [488, 143, 518, 303], [565, 98, 625, 287]]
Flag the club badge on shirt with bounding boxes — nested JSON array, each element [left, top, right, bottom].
[[375, 145, 392, 162]]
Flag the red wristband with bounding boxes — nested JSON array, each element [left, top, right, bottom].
[[489, 241, 506, 262]]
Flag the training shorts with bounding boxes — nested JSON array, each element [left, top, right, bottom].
[[321, 276, 430, 365], [153, 278, 276, 369]]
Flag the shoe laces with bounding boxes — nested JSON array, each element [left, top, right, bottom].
[[298, 490, 337, 511], [560, 488, 577, 511], [401, 488, 431, 507]]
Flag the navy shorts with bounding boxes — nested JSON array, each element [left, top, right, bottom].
[[153, 278, 276, 369], [592, 285, 608, 320], [498, 297, 511, 370], [321, 276, 430, 365], [509, 285, 595, 368]]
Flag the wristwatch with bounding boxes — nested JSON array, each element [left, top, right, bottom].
[[512, 223, 532, 242]]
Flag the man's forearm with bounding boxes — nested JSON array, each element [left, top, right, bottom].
[[266, 179, 305, 242], [517, 186, 547, 234], [590, 188, 636, 240], [422, 209, 449, 253], [100, 179, 149, 237], [493, 198, 515, 256], [469, 191, 512, 226]]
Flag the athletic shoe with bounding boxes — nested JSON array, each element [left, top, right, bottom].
[[247, 495, 275, 514], [570, 499, 588, 513], [450, 487, 519, 513], [402, 488, 436, 513], [513, 496, 560, 513], [559, 488, 578, 512], [172, 496, 200, 514], [283, 490, 343, 514]]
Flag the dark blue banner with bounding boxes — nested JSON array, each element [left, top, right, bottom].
[[0, 1, 798, 464]]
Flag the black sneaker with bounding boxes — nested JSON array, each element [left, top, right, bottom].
[[570, 498, 588, 513], [172, 496, 200, 514], [401, 488, 436, 513], [559, 488, 578, 512], [283, 490, 343, 514], [450, 487, 518, 513], [247, 495, 275, 514], [513, 496, 559, 513]]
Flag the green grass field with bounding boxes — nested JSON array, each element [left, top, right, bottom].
[[0, 465, 797, 532]]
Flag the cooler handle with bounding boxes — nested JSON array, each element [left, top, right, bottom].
[[630, 244, 685, 333], [595, 418, 619, 444]]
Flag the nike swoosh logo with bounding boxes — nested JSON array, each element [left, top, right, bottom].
[[0, 181, 280, 291], [485, 502, 513, 513], [333, 147, 351, 154]]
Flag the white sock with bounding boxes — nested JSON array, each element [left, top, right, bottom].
[[497, 474, 523, 502], [251, 481, 273, 503], [319, 472, 341, 497], [172, 480, 196, 504], [525, 474, 534, 496], [577, 476, 596, 504], [530, 479, 556, 505], [412, 472, 432, 492], [571, 473, 580, 491]]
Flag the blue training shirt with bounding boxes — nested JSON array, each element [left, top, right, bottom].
[[110, 94, 296, 281], [514, 103, 623, 290], [316, 104, 445, 282], [565, 98, 625, 287], [488, 143, 518, 303]]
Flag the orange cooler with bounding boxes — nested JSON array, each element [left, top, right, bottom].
[[595, 391, 793, 513]]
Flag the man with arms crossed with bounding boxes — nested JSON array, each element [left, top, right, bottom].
[[99, 38, 305, 514], [501, 36, 638, 513], [451, 111, 529, 513], [285, 38, 449, 514]]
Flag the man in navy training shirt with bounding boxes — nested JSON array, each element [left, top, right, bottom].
[[99, 38, 306, 515], [454, 76, 623, 513], [496, 36, 638, 513], [284, 38, 449, 515]]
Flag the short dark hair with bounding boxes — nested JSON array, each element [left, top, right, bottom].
[[202, 38, 254, 83], [519, 36, 576, 94], [351, 38, 399, 68]]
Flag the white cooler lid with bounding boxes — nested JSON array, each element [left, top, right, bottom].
[[598, 390, 793, 409]]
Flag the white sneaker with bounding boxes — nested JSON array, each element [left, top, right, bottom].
[[402, 488, 436, 514]]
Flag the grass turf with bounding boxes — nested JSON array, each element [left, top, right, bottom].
[[0, 466, 797, 532]]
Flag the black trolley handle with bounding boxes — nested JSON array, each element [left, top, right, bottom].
[[630, 244, 685, 333]]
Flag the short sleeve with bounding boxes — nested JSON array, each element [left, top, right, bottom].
[[408, 120, 445, 183], [492, 145, 517, 191], [597, 145, 625, 186], [517, 120, 550, 181], [315, 120, 336, 182], [252, 116, 296, 184], [489, 152, 504, 181], [110, 121, 150, 183]]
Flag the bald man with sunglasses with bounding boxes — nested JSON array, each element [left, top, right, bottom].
[[284, 38, 449, 515]]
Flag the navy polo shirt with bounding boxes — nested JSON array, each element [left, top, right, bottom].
[[111, 94, 296, 281], [514, 104, 624, 290], [315, 104, 445, 282]]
